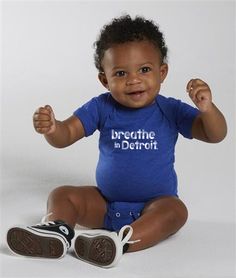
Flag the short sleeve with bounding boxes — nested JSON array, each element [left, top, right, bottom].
[[73, 93, 112, 137], [175, 101, 200, 139], [73, 97, 100, 137], [157, 95, 200, 139]]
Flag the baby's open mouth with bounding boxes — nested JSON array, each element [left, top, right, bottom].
[[126, 90, 146, 101], [127, 91, 145, 95]]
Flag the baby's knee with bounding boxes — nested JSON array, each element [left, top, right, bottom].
[[159, 197, 188, 228], [48, 185, 74, 201], [173, 199, 188, 226]]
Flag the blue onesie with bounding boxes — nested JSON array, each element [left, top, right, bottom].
[[74, 93, 199, 230]]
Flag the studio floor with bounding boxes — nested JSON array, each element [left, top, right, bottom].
[[1, 178, 235, 278]]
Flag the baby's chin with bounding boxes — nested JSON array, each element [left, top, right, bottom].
[[120, 98, 157, 109], [112, 93, 158, 109]]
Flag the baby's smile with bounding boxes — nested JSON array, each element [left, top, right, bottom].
[[125, 90, 147, 102]]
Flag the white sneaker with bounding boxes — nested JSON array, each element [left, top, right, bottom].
[[74, 225, 140, 268]]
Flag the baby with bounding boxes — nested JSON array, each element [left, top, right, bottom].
[[7, 15, 227, 268]]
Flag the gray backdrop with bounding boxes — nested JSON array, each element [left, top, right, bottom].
[[1, 1, 235, 277]]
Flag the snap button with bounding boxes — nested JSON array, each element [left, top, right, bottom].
[[129, 212, 132, 216], [116, 212, 121, 217]]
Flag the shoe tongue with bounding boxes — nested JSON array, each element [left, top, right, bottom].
[[53, 220, 66, 225]]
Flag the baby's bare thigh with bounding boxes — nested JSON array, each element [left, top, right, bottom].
[[53, 185, 107, 228], [71, 185, 107, 228], [142, 195, 188, 223]]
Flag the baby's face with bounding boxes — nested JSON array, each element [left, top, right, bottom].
[[99, 40, 168, 108]]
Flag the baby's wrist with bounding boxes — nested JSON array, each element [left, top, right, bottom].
[[200, 102, 215, 114]]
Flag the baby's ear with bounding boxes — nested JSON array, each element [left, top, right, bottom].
[[98, 72, 109, 90], [160, 63, 168, 83]]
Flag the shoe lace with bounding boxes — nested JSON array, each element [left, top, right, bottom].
[[35, 212, 56, 226], [118, 225, 141, 245]]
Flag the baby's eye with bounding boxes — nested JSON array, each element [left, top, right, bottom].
[[115, 71, 126, 77], [140, 67, 151, 73]]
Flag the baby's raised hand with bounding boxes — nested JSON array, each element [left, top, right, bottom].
[[33, 105, 56, 134], [186, 79, 213, 112]]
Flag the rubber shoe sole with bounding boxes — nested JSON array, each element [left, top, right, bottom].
[[74, 235, 116, 267], [7, 227, 66, 259]]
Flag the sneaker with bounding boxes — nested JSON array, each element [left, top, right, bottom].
[[7, 215, 75, 259], [74, 225, 140, 268]]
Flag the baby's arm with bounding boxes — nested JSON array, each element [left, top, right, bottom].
[[187, 79, 227, 143], [33, 105, 85, 148]]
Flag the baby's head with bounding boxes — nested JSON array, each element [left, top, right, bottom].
[[94, 15, 169, 109], [94, 14, 168, 72]]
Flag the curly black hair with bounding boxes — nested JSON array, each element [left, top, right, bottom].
[[94, 14, 168, 72]]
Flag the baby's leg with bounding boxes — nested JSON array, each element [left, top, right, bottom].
[[7, 185, 107, 258], [128, 196, 188, 252], [47, 185, 107, 229]]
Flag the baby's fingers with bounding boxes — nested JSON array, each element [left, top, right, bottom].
[[34, 118, 53, 128], [33, 112, 51, 121], [186, 79, 194, 93], [33, 118, 54, 134], [33, 105, 55, 134], [43, 105, 56, 125], [35, 126, 53, 134], [189, 85, 208, 100], [186, 79, 207, 93]]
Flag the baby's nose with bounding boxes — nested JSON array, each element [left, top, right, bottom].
[[126, 73, 141, 85]]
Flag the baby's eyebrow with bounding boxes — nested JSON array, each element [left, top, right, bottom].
[[111, 66, 126, 70], [112, 62, 154, 71], [138, 62, 154, 66]]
